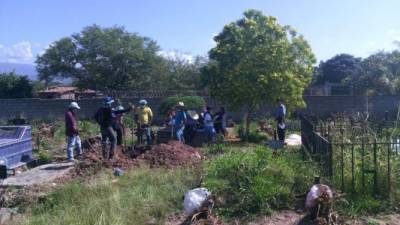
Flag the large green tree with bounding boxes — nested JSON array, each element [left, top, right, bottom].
[[203, 10, 316, 136], [163, 55, 207, 92], [315, 54, 362, 84], [352, 50, 400, 95], [36, 25, 165, 91], [0, 72, 33, 98]]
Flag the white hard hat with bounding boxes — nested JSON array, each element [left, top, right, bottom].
[[139, 99, 148, 105], [187, 110, 199, 120], [69, 102, 80, 109]]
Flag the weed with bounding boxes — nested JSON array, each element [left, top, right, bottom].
[[20, 167, 199, 225], [204, 146, 318, 219], [202, 143, 232, 155], [38, 151, 53, 165], [336, 195, 390, 216]]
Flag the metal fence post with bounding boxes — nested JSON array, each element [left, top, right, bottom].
[[373, 141, 378, 195], [351, 144, 355, 193]]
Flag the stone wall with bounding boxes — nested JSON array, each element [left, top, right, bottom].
[[1, 96, 400, 123]]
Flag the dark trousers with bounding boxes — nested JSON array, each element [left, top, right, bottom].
[[215, 122, 222, 134], [137, 124, 152, 145], [100, 126, 116, 159], [184, 125, 196, 144], [113, 123, 123, 146], [277, 125, 285, 142]]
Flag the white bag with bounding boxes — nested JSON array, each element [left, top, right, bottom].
[[184, 188, 211, 215], [305, 184, 333, 209]]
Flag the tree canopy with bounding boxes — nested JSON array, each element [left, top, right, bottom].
[[0, 72, 33, 99], [36, 25, 166, 91], [202, 9, 316, 136], [315, 54, 362, 84], [312, 50, 400, 95], [354, 50, 400, 95]]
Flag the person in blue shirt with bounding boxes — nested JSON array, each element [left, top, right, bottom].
[[275, 98, 286, 142], [174, 102, 187, 143]]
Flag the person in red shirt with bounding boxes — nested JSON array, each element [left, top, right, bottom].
[[65, 102, 82, 162]]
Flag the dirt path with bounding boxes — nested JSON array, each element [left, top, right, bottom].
[[344, 214, 400, 225], [165, 210, 306, 225], [247, 211, 305, 225]]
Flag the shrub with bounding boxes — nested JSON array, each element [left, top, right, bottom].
[[204, 147, 317, 218], [336, 195, 390, 216], [158, 95, 205, 116], [203, 143, 232, 156], [237, 121, 270, 143], [38, 151, 53, 164], [79, 120, 98, 138]]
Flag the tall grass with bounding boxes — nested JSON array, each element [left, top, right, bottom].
[[204, 146, 318, 218], [19, 167, 199, 225]]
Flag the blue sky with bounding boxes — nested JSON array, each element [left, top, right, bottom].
[[0, 0, 400, 64]]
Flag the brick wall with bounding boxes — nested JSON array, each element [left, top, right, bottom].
[[1, 96, 399, 123]]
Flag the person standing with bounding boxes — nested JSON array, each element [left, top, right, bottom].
[[134, 99, 153, 145], [95, 97, 132, 160], [65, 102, 82, 162], [174, 102, 187, 143], [204, 106, 216, 142], [214, 107, 226, 136], [276, 98, 286, 142], [112, 99, 125, 147]]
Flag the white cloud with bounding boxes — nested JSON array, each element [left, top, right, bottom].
[[210, 33, 218, 45], [38, 43, 52, 56], [368, 41, 376, 47], [5, 41, 33, 62], [158, 50, 194, 64], [386, 29, 400, 43], [0, 44, 3, 49]]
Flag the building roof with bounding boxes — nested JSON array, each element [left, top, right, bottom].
[[38, 86, 96, 94], [38, 86, 77, 94]]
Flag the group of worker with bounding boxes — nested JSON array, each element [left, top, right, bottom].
[[64, 97, 286, 162], [171, 102, 227, 144], [65, 96, 153, 161]]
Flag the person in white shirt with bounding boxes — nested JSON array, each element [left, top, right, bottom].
[[203, 106, 216, 142]]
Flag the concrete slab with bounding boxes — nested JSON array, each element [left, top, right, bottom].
[[1, 162, 74, 187]]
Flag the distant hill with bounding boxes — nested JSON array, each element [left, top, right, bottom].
[[0, 62, 37, 80]]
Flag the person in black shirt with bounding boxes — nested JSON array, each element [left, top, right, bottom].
[[94, 97, 132, 160], [214, 107, 226, 136]]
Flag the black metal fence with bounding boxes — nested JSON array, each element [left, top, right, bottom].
[[301, 115, 398, 197]]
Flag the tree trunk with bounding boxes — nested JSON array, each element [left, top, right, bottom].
[[244, 109, 252, 142]]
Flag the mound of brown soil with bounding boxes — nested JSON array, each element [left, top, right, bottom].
[[137, 141, 204, 168], [81, 137, 203, 170]]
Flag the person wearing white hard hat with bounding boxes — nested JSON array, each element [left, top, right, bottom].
[[174, 102, 187, 143], [65, 101, 82, 162]]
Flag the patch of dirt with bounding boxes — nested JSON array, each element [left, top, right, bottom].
[[81, 137, 204, 170], [344, 214, 400, 225], [165, 211, 226, 225], [137, 141, 204, 168], [247, 211, 305, 225], [37, 123, 56, 138]]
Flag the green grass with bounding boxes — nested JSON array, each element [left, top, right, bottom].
[[204, 146, 318, 219], [335, 195, 391, 216], [19, 167, 200, 225]]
